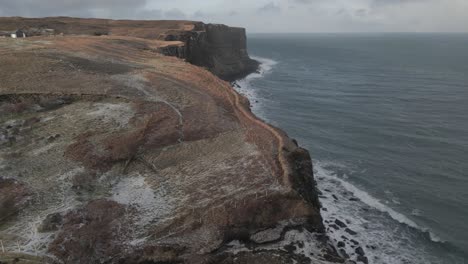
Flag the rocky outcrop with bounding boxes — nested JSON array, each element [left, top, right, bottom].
[[183, 24, 259, 81], [0, 17, 258, 81]]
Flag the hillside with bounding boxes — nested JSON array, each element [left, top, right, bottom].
[[0, 18, 339, 264]]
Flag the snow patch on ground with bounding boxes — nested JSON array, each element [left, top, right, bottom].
[[86, 102, 134, 128], [30, 143, 57, 156], [6, 167, 84, 255], [111, 174, 175, 231]]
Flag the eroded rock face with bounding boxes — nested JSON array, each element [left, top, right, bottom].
[[185, 24, 260, 81], [0, 18, 338, 264]]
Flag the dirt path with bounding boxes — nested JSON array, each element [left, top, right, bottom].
[[213, 78, 291, 186]]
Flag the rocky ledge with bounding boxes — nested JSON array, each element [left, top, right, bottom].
[[0, 18, 340, 263]]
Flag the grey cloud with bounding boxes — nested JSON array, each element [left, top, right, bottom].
[[164, 8, 186, 19], [137, 9, 163, 20], [355, 9, 368, 17], [257, 2, 281, 13], [370, 0, 424, 6], [0, 0, 148, 18], [0, 0, 466, 32]]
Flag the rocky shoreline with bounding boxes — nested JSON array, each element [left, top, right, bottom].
[[0, 17, 353, 263]]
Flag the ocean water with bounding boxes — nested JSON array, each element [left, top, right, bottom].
[[236, 33, 468, 264]]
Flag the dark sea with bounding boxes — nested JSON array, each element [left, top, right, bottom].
[[236, 33, 468, 264]]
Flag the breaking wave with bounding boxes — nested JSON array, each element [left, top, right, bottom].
[[234, 56, 466, 264]]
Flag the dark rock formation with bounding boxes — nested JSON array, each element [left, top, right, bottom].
[[0, 17, 259, 81], [184, 24, 259, 81], [37, 212, 63, 233]]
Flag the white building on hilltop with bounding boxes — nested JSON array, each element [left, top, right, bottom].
[[11, 30, 26, 38]]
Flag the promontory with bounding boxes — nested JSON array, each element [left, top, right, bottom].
[[0, 17, 341, 264]]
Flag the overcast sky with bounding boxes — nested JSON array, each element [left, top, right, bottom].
[[1, 0, 467, 33]]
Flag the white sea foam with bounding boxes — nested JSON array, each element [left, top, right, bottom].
[[234, 56, 278, 119], [233, 56, 451, 264], [314, 161, 452, 264], [316, 162, 443, 242]]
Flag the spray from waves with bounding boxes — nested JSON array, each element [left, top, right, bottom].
[[231, 54, 467, 264], [315, 161, 466, 264], [233, 56, 278, 119], [243, 56, 278, 80]]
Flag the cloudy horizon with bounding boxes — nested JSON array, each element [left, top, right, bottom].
[[1, 0, 467, 33]]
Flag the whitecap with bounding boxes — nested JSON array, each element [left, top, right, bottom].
[[233, 56, 279, 119], [315, 161, 450, 263]]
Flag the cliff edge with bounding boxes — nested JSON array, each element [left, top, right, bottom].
[[0, 17, 339, 264], [0, 17, 259, 81]]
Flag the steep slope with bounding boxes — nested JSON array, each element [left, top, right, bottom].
[[0, 18, 339, 264]]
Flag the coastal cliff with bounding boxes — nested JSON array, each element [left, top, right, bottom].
[[184, 24, 260, 81], [0, 17, 259, 81], [0, 17, 338, 264]]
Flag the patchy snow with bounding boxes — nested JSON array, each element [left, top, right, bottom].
[[41, 116, 56, 122], [5, 167, 84, 255], [111, 174, 175, 230], [30, 143, 57, 156], [86, 102, 134, 128]]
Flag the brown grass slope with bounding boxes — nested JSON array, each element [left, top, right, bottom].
[[0, 20, 334, 264]]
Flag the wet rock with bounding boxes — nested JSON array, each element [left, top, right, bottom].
[[297, 241, 304, 249], [341, 235, 348, 241], [357, 255, 369, 264], [355, 247, 365, 256], [337, 241, 345, 248], [335, 219, 347, 228], [366, 245, 377, 250], [250, 226, 283, 244], [332, 195, 338, 200], [339, 249, 349, 259], [38, 212, 63, 232], [350, 239, 359, 246], [330, 224, 340, 230], [349, 197, 359, 201], [345, 228, 357, 235], [283, 244, 297, 254]]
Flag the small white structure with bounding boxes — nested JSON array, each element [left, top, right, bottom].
[[11, 30, 26, 39]]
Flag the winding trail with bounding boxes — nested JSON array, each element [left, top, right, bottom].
[[213, 77, 291, 187]]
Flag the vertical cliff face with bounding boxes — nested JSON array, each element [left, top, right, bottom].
[[184, 24, 259, 81], [0, 17, 259, 81]]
